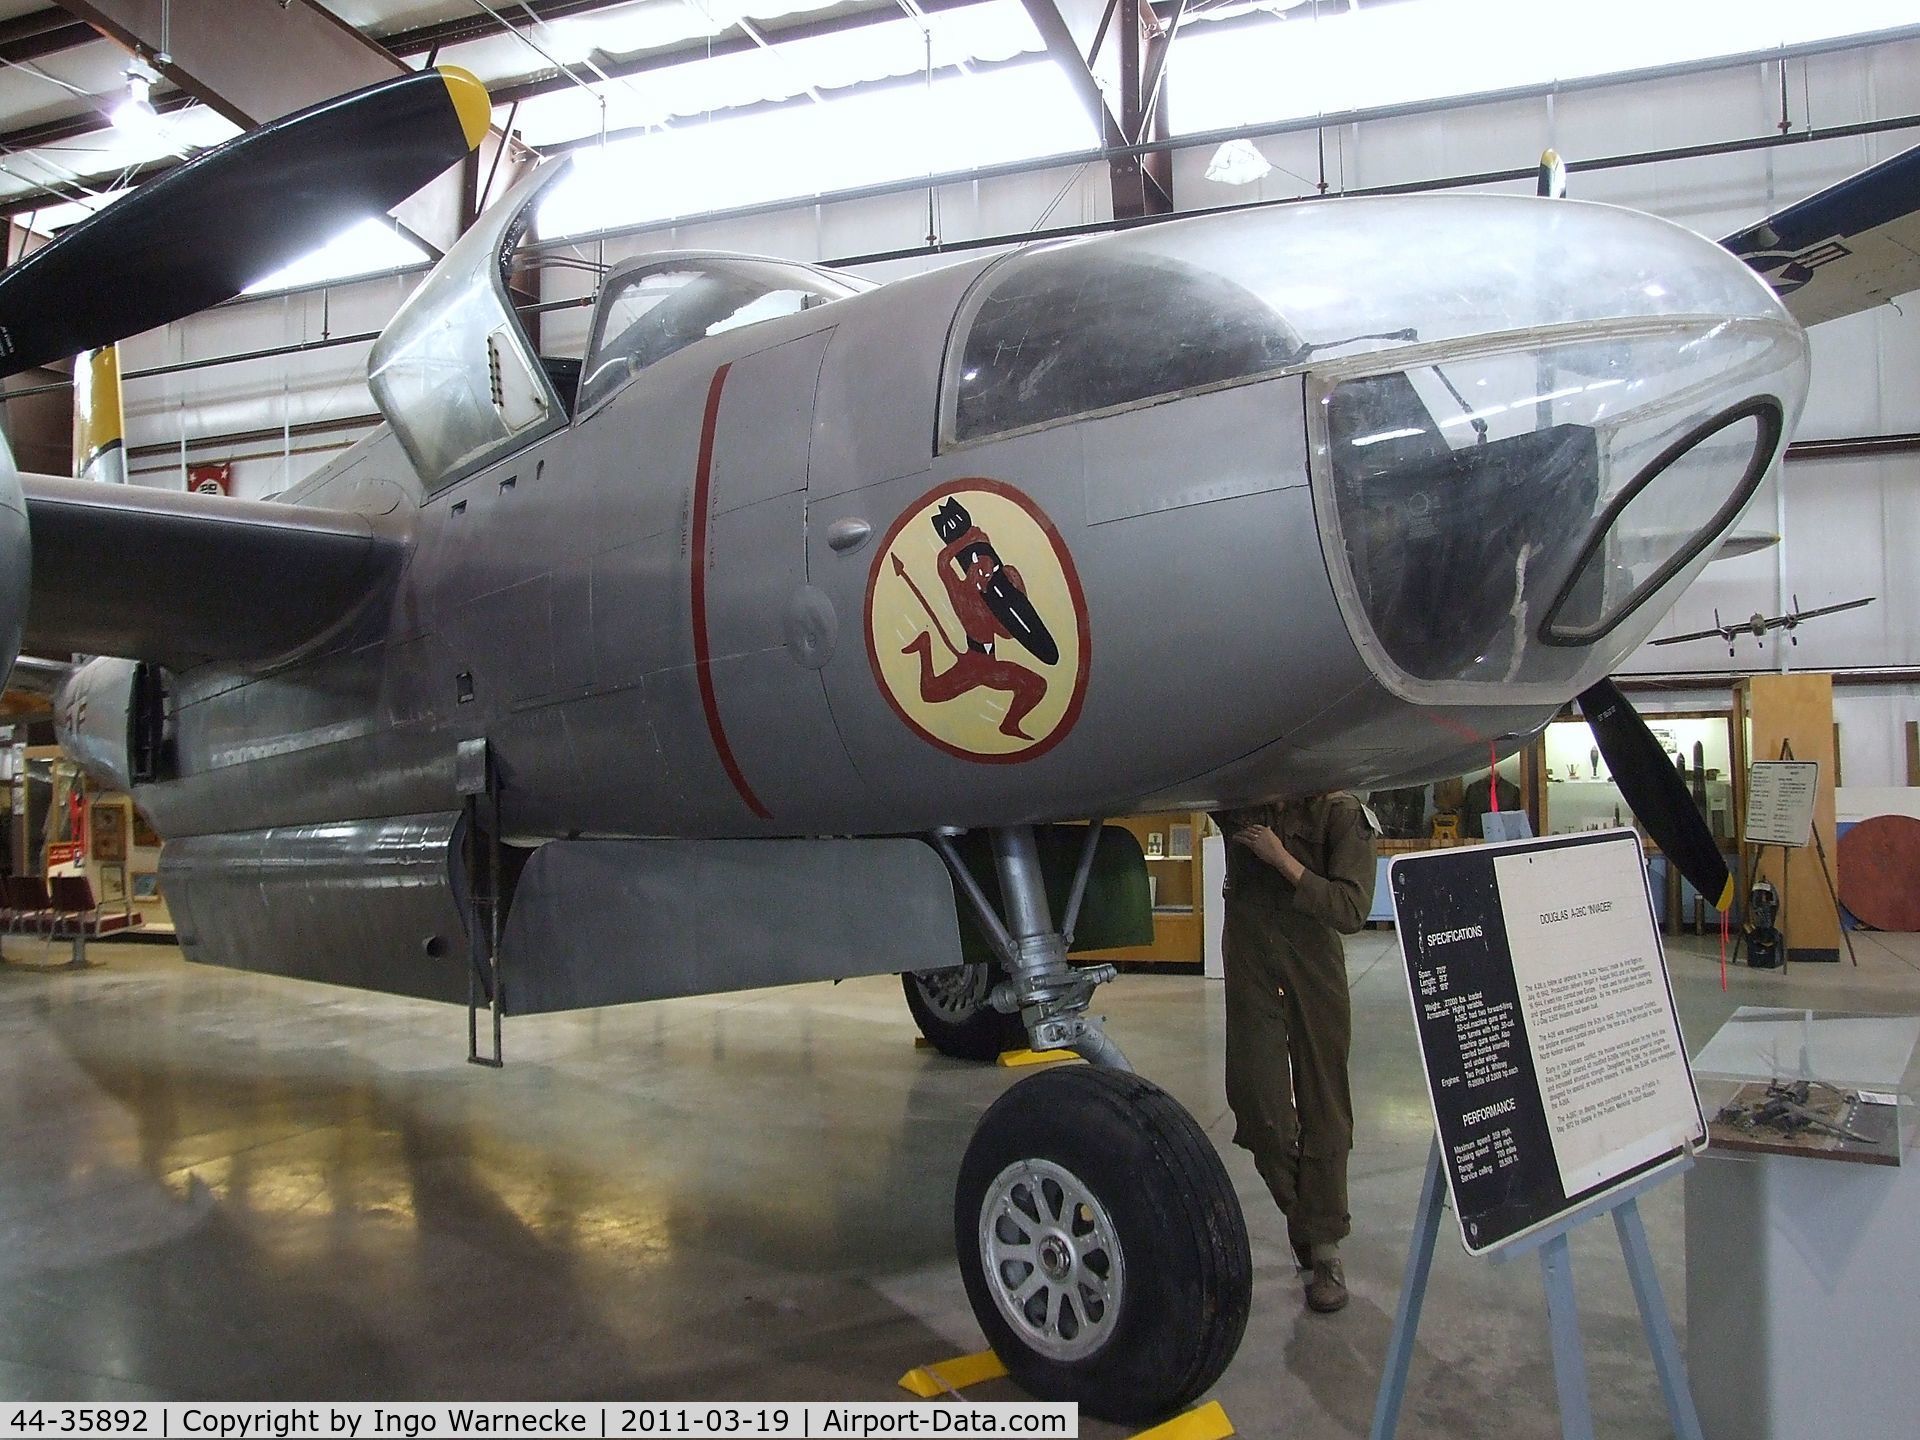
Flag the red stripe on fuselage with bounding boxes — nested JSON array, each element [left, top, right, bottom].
[[690, 362, 773, 820]]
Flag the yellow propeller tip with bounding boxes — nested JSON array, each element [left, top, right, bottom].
[[1540, 148, 1561, 167], [437, 65, 492, 151], [1714, 877, 1736, 913]]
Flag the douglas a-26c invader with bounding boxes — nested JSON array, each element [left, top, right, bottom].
[[2, 64, 1916, 1420]]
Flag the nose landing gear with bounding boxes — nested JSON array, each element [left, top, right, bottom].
[[922, 825, 1252, 1422], [956, 1064, 1252, 1422], [926, 823, 1127, 1066]]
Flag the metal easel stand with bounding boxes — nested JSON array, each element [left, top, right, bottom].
[[1369, 1137, 1703, 1440], [1768, 737, 1856, 967]]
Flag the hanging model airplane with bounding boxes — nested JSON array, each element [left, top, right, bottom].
[[1652, 594, 1878, 656], [4, 71, 1918, 1416]]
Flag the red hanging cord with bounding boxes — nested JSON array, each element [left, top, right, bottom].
[[1489, 743, 1500, 811], [1719, 905, 1730, 991]]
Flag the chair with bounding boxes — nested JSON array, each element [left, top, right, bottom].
[[8, 876, 55, 939], [48, 875, 99, 939]]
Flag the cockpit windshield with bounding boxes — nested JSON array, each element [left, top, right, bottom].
[[578, 255, 860, 415]]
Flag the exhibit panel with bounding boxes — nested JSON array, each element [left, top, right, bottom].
[[1734, 674, 1844, 961]]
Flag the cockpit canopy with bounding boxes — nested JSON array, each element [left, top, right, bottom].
[[367, 156, 864, 491], [578, 253, 861, 415]]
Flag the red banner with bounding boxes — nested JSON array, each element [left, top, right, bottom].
[[188, 462, 231, 496]]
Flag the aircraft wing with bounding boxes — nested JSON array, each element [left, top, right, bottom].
[[1649, 624, 1731, 647], [20, 473, 405, 669], [1784, 595, 1876, 623], [1721, 143, 1920, 327], [1621, 526, 1776, 565]]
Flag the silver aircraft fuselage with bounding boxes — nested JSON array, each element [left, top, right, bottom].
[[59, 176, 1808, 855]]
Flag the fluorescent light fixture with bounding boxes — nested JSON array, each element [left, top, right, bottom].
[[1351, 426, 1426, 448]]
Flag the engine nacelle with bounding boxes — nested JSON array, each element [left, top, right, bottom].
[[53, 655, 140, 793]]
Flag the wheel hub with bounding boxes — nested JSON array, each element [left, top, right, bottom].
[[978, 1158, 1124, 1362], [913, 963, 994, 1023], [1038, 1234, 1072, 1281]]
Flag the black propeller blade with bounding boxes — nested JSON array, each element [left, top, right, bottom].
[[0, 66, 490, 379], [1579, 678, 1733, 911]]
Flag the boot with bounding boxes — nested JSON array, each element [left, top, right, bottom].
[[1304, 1245, 1348, 1313]]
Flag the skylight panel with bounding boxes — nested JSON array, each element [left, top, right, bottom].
[[1170, 0, 1920, 136]]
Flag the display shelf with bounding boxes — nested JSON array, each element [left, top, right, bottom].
[[1076, 810, 1208, 965]]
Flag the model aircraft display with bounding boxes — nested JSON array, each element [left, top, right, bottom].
[[3, 69, 1917, 1416], [1652, 594, 1877, 656]]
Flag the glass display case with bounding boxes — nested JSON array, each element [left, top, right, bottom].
[[1542, 711, 1734, 845]]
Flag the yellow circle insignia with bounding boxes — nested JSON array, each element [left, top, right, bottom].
[[865, 479, 1090, 763]]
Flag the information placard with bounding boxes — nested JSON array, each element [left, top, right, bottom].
[[1389, 829, 1705, 1254], [1744, 760, 1819, 847]]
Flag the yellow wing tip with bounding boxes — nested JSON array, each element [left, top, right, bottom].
[[436, 65, 492, 150]]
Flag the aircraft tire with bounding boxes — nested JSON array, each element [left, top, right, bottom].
[[954, 1065, 1251, 1422], [902, 965, 1025, 1061]]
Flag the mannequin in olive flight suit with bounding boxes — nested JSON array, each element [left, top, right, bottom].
[[1213, 793, 1378, 1313]]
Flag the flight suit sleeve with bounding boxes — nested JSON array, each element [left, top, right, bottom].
[[1288, 798, 1378, 935]]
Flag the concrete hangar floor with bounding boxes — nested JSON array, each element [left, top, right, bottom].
[[4, 933, 1920, 1436]]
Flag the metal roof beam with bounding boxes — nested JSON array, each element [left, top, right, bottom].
[[378, 0, 672, 57], [1019, 0, 1171, 217], [0, 7, 97, 63], [57, 1, 411, 128], [0, 156, 172, 220], [479, 0, 992, 105]]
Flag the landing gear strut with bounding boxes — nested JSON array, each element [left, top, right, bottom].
[[926, 825, 1252, 1421], [925, 823, 1128, 1067]]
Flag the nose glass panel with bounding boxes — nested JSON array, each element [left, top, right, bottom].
[[1544, 401, 1780, 644], [1315, 318, 1805, 704]]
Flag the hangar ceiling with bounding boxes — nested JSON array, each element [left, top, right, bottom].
[[0, 0, 1233, 238], [2, 0, 1916, 274]]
